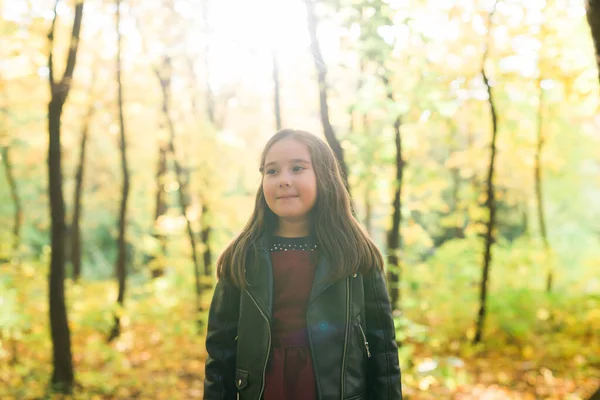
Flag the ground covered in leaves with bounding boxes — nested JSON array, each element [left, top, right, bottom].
[[1, 264, 598, 399]]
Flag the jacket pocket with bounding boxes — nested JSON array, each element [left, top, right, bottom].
[[345, 392, 366, 400], [356, 316, 371, 358], [235, 369, 249, 390]]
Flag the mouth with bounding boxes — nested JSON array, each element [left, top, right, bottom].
[[277, 195, 299, 199]]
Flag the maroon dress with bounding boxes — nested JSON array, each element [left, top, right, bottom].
[[263, 236, 318, 400]]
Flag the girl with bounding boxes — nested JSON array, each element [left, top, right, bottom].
[[204, 129, 402, 400]]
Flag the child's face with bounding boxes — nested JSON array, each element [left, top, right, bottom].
[[262, 138, 317, 224]]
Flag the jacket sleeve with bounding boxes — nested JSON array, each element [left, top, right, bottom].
[[204, 278, 240, 400], [363, 268, 403, 399]]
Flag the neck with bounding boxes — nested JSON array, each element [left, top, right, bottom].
[[275, 218, 310, 238]]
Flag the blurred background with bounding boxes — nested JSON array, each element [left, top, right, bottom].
[[1, 0, 599, 398]]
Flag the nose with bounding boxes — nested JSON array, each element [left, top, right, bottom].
[[278, 173, 291, 188]]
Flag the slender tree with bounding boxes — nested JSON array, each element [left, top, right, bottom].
[[71, 97, 95, 282], [177, 0, 216, 278], [474, 1, 499, 344], [350, 0, 403, 306], [272, 48, 282, 130], [149, 138, 168, 278], [199, 0, 214, 277], [535, 6, 554, 292], [155, 55, 203, 318], [363, 118, 375, 236], [108, 0, 130, 342], [1, 145, 22, 256], [521, 196, 529, 235], [445, 120, 466, 241], [361, 117, 374, 235], [46, 0, 84, 392], [0, 97, 22, 257], [201, 0, 215, 127], [589, 387, 600, 400], [133, 0, 211, 286], [583, 11, 600, 395], [349, 61, 372, 233], [587, 1, 600, 86], [305, 0, 351, 196], [379, 71, 404, 310], [587, 9, 600, 333], [199, 201, 212, 277], [534, 78, 552, 292]]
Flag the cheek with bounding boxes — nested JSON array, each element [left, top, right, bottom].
[[262, 179, 274, 198], [309, 186, 318, 202], [303, 176, 318, 200]]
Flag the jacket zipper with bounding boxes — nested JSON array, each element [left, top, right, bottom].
[[356, 319, 371, 358], [306, 318, 320, 398], [339, 277, 351, 398], [246, 291, 271, 400]]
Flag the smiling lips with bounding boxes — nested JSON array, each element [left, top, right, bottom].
[[277, 194, 299, 199]]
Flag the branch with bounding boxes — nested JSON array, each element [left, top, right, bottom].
[[60, 1, 85, 87], [47, 0, 60, 89], [481, 0, 499, 71], [305, 0, 328, 77]]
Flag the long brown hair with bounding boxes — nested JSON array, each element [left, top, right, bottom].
[[217, 129, 383, 288]]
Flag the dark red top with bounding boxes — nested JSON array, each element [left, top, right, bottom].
[[263, 236, 318, 400]]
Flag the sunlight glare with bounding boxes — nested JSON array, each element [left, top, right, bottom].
[[207, 0, 309, 91], [1, 1, 28, 21]]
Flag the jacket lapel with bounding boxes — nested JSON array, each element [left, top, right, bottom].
[[309, 256, 338, 304], [244, 236, 273, 321]]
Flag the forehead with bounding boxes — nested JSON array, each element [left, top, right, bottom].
[[264, 138, 312, 164]]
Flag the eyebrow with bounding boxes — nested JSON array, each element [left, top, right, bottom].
[[263, 158, 312, 168]]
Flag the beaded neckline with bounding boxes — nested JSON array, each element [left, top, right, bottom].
[[270, 236, 318, 252]]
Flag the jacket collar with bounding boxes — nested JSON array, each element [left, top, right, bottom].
[[245, 233, 338, 317]]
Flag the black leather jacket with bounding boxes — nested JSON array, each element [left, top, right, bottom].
[[204, 240, 402, 400]]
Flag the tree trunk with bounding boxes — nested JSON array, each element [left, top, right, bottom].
[[149, 140, 168, 278], [155, 56, 203, 318], [1, 146, 22, 255], [46, 0, 84, 392], [364, 185, 372, 235], [201, 0, 215, 125], [352, 62, 372, 233], [199, 0, 215, 277], [273, 48, 282, 130], [449, 166, 465, 240], [534, 79, 552, 292], [520, 196, 529, 236], [48, 100, 74, 392], [305, 0, 351, 196], [380, 71, 404, 310], [447, 121, 465, 240], [587, 1, 600, 86], [108, 0, 130, 342], [71, 103, 94, 282], [363, 118, 373, 235], [200, 202, 212, 277], [466, 125, 479, 203], [474, 2, 499, 344], [588, 385, 600, 400]]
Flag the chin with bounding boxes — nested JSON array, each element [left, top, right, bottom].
[[275, 210, 310, 220]]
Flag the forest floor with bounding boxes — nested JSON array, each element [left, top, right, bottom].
[[1, 272, 598, 399], [1, 323, 598, 399]]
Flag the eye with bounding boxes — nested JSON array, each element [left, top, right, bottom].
[[292, 165, 305, 172], [265, 168, 278, 175]]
